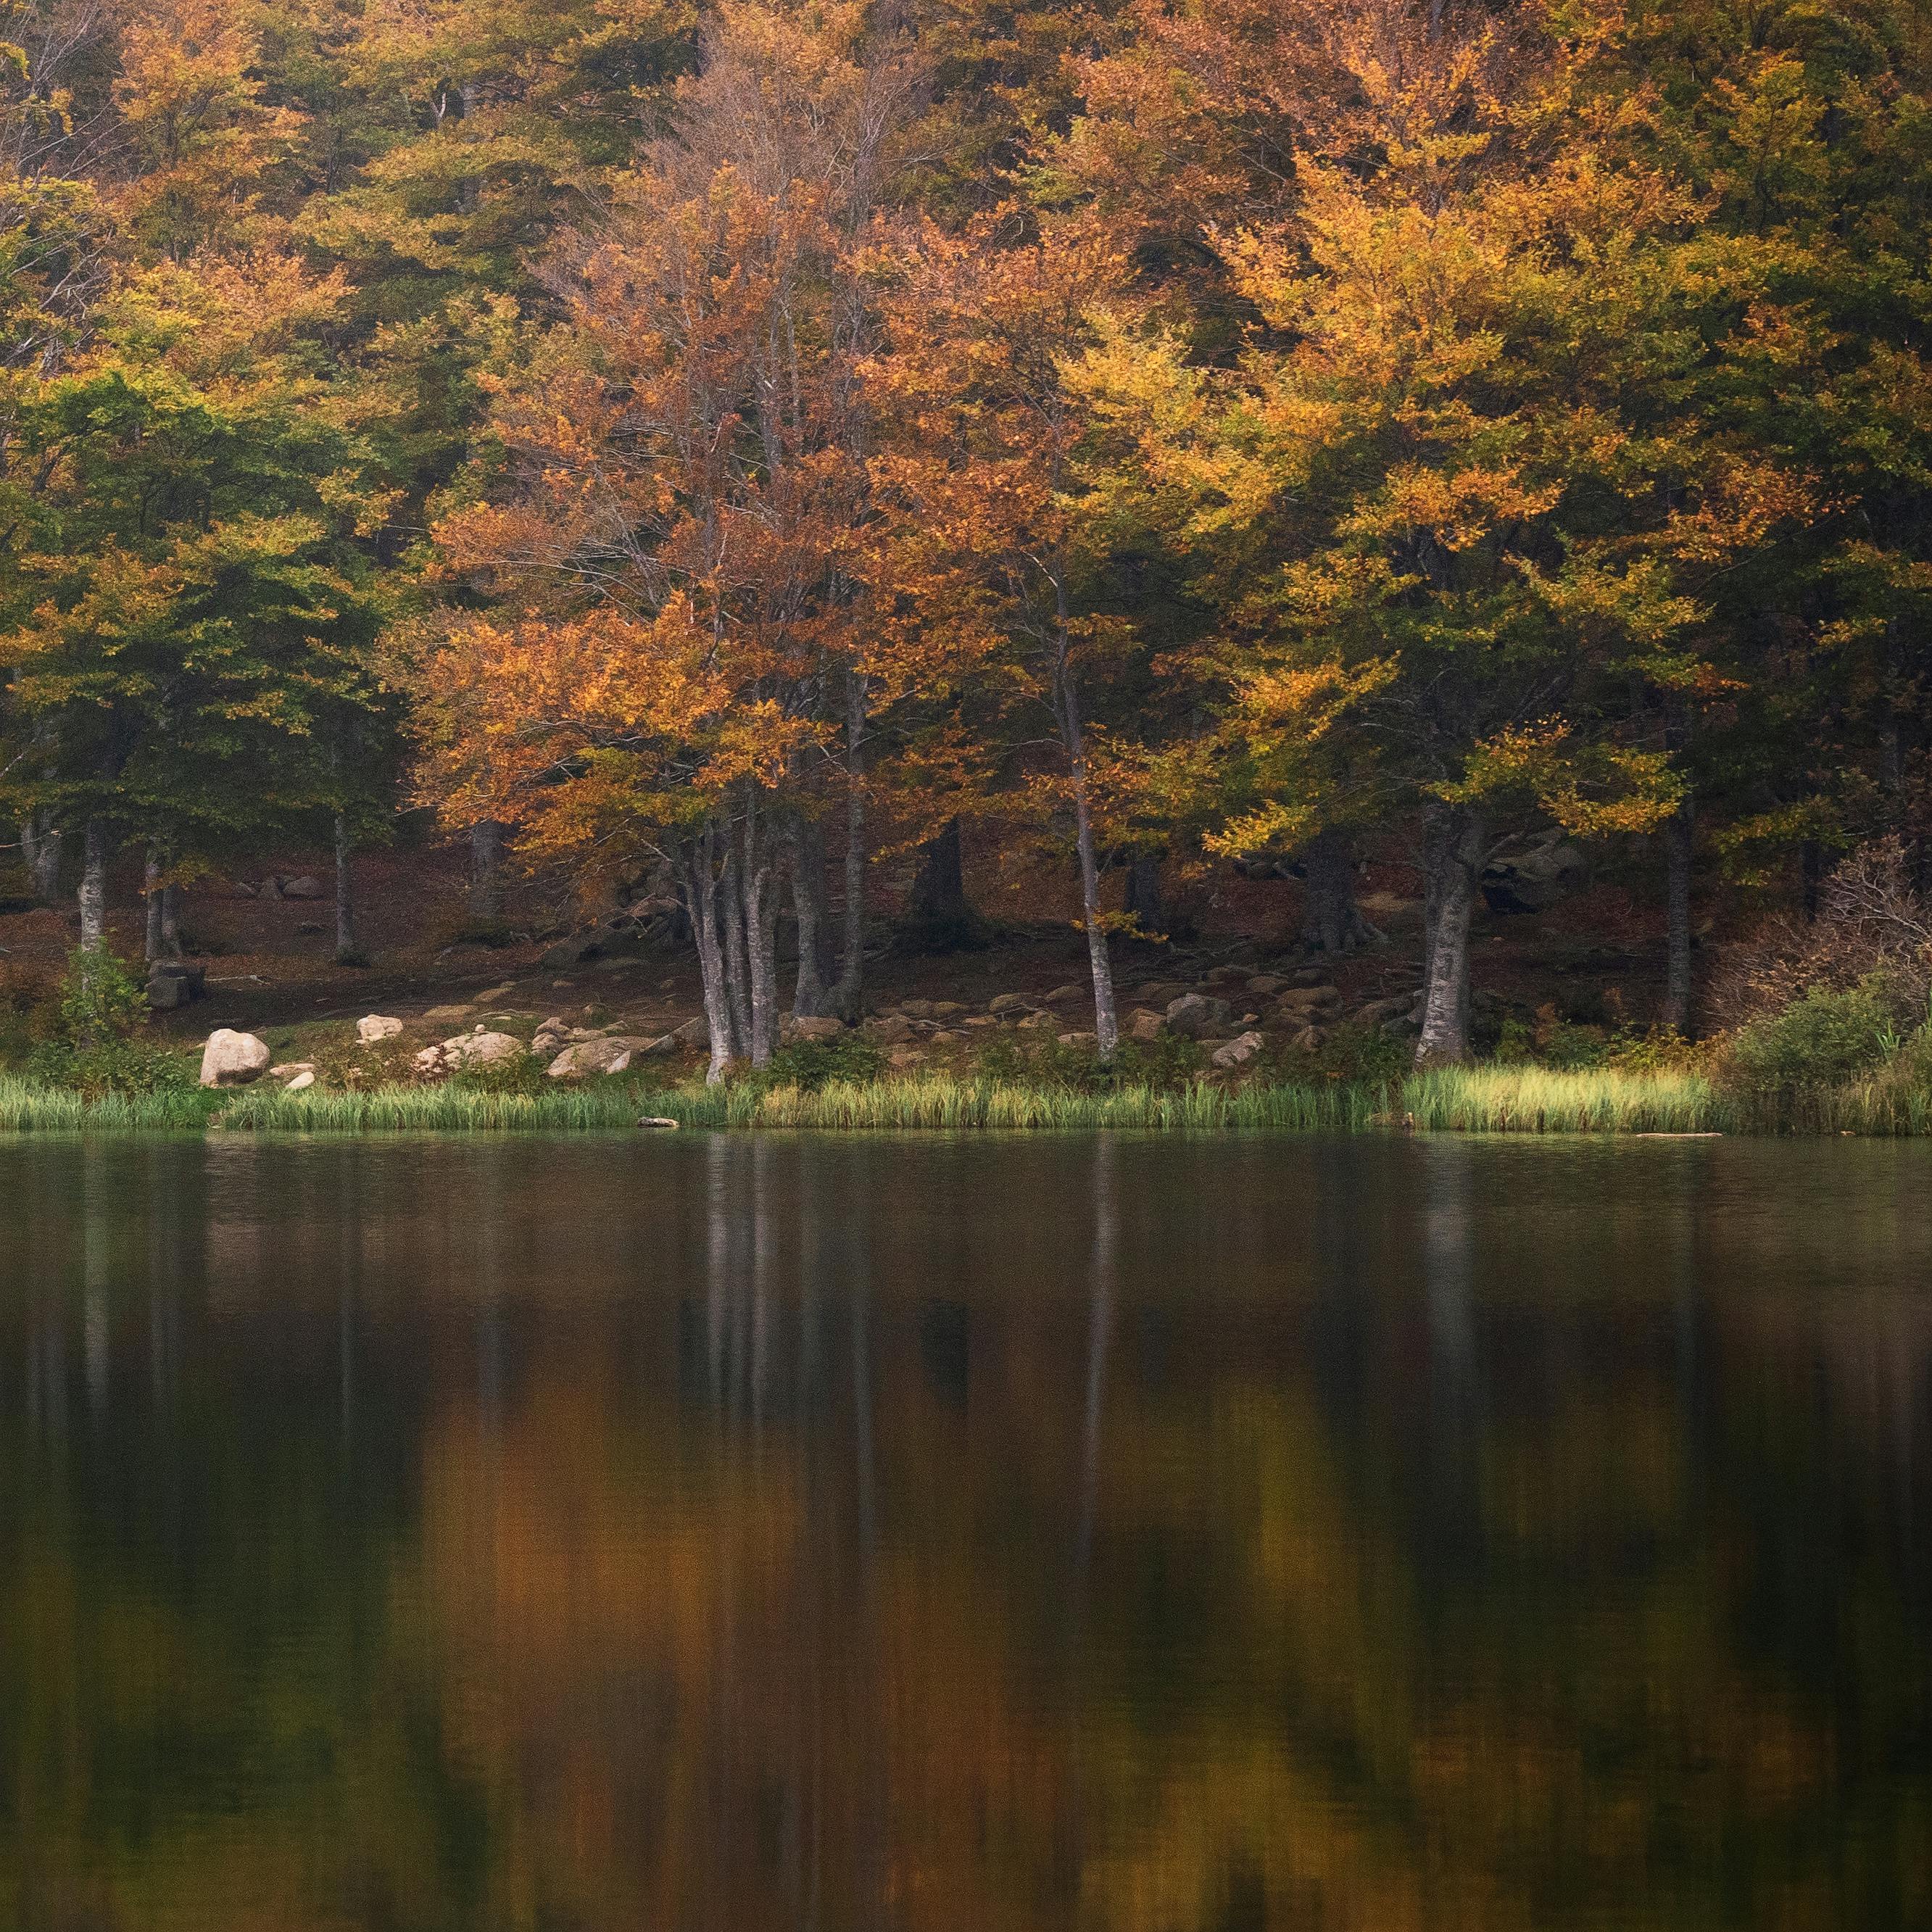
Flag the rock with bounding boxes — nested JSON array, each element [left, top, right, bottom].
[[932, 1028, 971, 1043], [1212, 1030, 1266, 1069], [784, 1014, 845, 1042], [1127, 1008, 1166, 1042], [1041, 982, 1086, 1004], [1353, 995, 1414, 1027], [1293, 967, 1332, 987], [1291, 1025, 1327, 1053], [863, 1013, 914, 1045], [928, 1001, 969, 1020], [1016, 1009, 1056, 1029], [1165, 992, 1235, 1039], [541, 933, 605, 969], [413, 1030, 525, 1078], [1276, 984, 1343, 1016], [987, 992, 1032, 1017], [199, 1029, 271, 1088], [546, 1036, 650, 1079], [671, 1013, 710, 1048], [357, 1013, 404, 1043], [1057, 1030, 1099, 1050], [637, 1116, 680, 1130], [260, 877, 283, 901], [1136, 982, 1188, 1006], [963, 1015, 998, 1029], [231, 880, 257, 898], [1204, 964, 1253, 987], [638, 1034, 681, 1057], [270, 1061, 316, 1082], [1245, 975, 1288, 997], [146, 963, 205, 1011], [900, 1000, 940, 1020], [281, 875, 325, 900], [284, 1070, 316, 1093], [887, 1045, 924, 1069], [295, 920, 324, 936]]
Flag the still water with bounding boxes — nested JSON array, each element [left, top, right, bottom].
[[0, 1132, 1928, 1931]]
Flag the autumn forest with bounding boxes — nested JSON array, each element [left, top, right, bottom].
[[4, 0, 1931, 1080]]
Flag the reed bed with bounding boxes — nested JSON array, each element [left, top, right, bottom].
[[0, 1064, 1925, 1136]]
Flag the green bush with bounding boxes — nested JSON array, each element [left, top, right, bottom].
[[1724, 981, 1900, 1098], [29, 945, 191, 1098], [1300, 1020, 1411, 1088], [742, 1030, 887, 1093]]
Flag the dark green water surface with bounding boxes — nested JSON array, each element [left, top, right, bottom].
[[0, 1132, 1928, 1931]]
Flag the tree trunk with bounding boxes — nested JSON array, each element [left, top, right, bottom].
[[78, 818, 107, 949], [1062, 676, 1119, 1063], [1662, 797, 1695, 1035], [790, 817, 831, 1018], [742, 797, 779, 1068], [720, 845, 753, 1061], [469, 819, 502, 920], [333, 810, 360, 963], [1122, 851, 1166, 939], [160, 884, 181, 961], [144, 848, 165, 964], [831, 669, 868, 1021], [23, 811, 61, 901], [1414, 805, 1485, 1068], [682, 830, 736, 1086], [1298, 826, 1379, 953], [904, 817, 984, 948]]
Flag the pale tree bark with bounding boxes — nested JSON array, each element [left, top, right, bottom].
[[1298, 826, 1380, 953], [741, 796, 780, 1067], [681, 828, 737, 1085], [1414, 805, 1485, 1068], [720, 846, 753, 1060], [1662, 797, 1695, 1035], [144, 847, 165, 964], [1059, 668, 1118, 1062], [469, 819, 502, 920], [830, 668, 868, 1021], [333, 810, 360, 963], [21, 811, 62, 901], [160, 884, 181, 960], [77, 818, 107, 949]]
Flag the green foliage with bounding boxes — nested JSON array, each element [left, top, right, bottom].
[[739, 1031, 887, 1095], [27, 945, 190, 1098], [450, 1050, 547, 1096], [1723, 982, 1902, 1098], [1297, 1021, 1411, 1090]]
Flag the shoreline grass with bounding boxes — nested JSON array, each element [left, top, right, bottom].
[[0, 1062, 1923, 1136]]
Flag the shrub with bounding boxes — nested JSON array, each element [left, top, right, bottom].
[[29, 945, 191, 1097], [1722, 980, 1900, 1098], [452, 1049, 548, 1095], [740, 1030, 887, 1094], [1300, 1020, 1411, 1088], [307, 1034, 420, 1091]]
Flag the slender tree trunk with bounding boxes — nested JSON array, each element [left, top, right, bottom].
[[742, 797, 779, 1068], [1122, 851, 1166, 938], [790, 817, 831, 1018], [1662, 797, 1695, 1035], [831, 669, 868, 1021], [1061, 672, 1118, 1063], [333, 810, 359, 963], [469, 819, 502, 920], [682, 830, 735, 1086], [144, 848, 164, 965], [905, 817, 983, 946], [159, 884, 181, 961], [78, 818, 107, 949], [720, 845, 753, 1061], [1298, 826, 1379, 953], [1414, 805, 1485, 1068], [24, 811, 61, 901]]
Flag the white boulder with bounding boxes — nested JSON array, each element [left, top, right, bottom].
[[199, 1029, 271, 1089]]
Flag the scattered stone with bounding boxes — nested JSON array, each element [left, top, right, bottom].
[[864, 1013, 914, 1045], [281, 875, 325, 900], [928, 1001, 969, 1020], [1291, 1025, 1327, 1053], [671, 1013, 710, 1048], [1353, 995, 1414, 1027], [146, 963, 205, 1011], [932, 1028, 971, 1043], [540, 933, 605, 969], [1246, 975, 1288, 998], [1204, 964, 1252, 987], [887, 1045, 924, 1069], [1041, 982, 1085, 1004], [1127, 1008, 1166, 1042], [1016, 1009, 1056, 1029], [1165, 992, 1235, 1039], [357, 1014, 403, 1043], [638, 1035, 681, 1057], [1137, 982, 1187, 1006], [1276, 984, 1343, 1016], [785, 1014, 845, 1042], [987, 992, 1032, 1018], [413, 1030, 524, 1078], [422, 1003, 471, 1025], [1058, 1030, 1099, 1050], [1293, 967, 1332, 987], [295, 920, 324, 936], [270, 1061, 316, 1082], [284, 1071, 317, 1093], [546, 1036, 650, 1079], [231, 880, 257, 898], [637, 1116, 680, 1130], [1212, 1031, 1266, 1069], [963, 1015, 998, 1029], [900, 1000, 940, 1020], [200, 1029, 271, 1089]]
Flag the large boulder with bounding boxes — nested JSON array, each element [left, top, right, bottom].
[[1126, 1008, 1166, 1042], [1165, 992, 1234, 1039], [200, 1029, 271, 1088], [357, 1013, 403, 1043], [784, 1014, 845, 1042], [1275, 984, 1342, 1018], [413, 1029, 525, 1079], [280, 874, 325, 900], [863, 1013, 915, 1045], [146, 963, 205, 1011], [546, 1036, 652, 1080], [671, 1013, 710, 1049], [986, 992, 1032, 1018], [541, 933, 605, 969], [1212, 1030, 1266, 1069]]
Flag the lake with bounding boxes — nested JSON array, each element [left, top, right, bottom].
[[0, 1132, 1928, 1930]]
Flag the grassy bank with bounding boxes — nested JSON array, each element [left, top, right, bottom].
[[0, 1064, 1862, 1136]]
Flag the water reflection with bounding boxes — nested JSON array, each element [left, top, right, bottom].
[[0, 1133, 1928, 1930]]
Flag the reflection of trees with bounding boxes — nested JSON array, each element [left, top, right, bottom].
[[0, 1138, 1928, 1929]]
